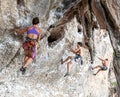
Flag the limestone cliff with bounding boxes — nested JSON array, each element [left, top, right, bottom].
[[0, 0, 119, 97]]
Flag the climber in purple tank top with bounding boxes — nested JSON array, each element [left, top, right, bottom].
[[15, 17, 42, 74], [27, 27, 39, 36]]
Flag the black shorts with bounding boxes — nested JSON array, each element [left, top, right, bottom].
[[74, 54, 83, 65], [101, 66, 107, 70]]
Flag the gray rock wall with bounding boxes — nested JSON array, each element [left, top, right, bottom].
[[0, 0, 119, 97]]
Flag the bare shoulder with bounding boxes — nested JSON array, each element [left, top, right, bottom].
[[28, 26, 33, 30], [38, 27, 42, 34], [78, 46, 81, 50]]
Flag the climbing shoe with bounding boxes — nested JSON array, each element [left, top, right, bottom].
[[20, 67, 24, 71], [20, 67, 26, 75], [64, 73, 70, 77]]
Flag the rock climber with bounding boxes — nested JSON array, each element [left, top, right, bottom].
[[61, 42, 83, 77], [15, 17, 42, 74], [92, 57, 109, 76]]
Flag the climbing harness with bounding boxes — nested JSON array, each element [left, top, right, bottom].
[[22, 37, 37, 59]]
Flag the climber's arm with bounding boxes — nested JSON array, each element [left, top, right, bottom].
[[15, 27, 29, 35]]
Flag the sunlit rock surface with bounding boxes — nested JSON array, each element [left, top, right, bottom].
[[0, 0, 119, 97]]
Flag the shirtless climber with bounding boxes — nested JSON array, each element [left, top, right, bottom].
[[92, 57, 109, 76], [61, 42, 83, 77]]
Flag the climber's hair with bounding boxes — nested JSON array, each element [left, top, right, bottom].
[[32, 17, 39, 25], [105, 58, 108, 61], [77, 42, 82, 46]]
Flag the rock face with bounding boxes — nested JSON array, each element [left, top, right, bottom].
[[0, 0, 119, 97], [100, 0, 120, 96]]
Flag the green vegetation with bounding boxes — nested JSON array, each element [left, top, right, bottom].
[[110, 81, 117, 87]]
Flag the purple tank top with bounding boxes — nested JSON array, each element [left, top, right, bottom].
[[27, 27, 39, 37]]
